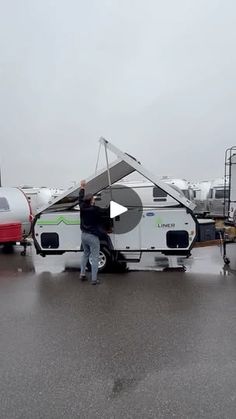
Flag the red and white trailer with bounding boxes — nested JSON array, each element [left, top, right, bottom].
[[0, 187, 32, 254]]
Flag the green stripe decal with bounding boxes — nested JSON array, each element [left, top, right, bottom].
[[37, 216, 80, 226]]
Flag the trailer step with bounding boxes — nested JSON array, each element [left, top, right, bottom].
[[119, 258, 141, 263]]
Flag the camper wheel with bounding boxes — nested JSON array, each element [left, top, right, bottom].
[[88, 246, 112, 273], [2, 243, 14, 254]]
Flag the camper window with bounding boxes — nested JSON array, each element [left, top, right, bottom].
[[0, 197, 10, 211], [215, 189, 224, 199], [153, 187, 167, 200], [41, 232, 59, 249], [215, 189, 229, 199]]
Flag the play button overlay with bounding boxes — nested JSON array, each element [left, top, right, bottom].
[[96, 184, 143, 234], [110, 201, 128, 218]]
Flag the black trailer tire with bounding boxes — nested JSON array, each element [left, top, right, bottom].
[[2, 243, 14, 254], [87, 246, 113, 273]]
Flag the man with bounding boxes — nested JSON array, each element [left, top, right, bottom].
[[79, 180, 106, 285]]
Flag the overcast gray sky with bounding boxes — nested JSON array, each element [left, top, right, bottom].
[[0, 0, 236, 188]]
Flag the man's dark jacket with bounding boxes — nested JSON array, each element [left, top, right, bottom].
[[78, 189, 109, 238]]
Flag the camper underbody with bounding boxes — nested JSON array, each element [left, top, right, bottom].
[[33, 138, 197, 271]]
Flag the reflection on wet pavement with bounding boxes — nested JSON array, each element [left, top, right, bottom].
[[1, 242, 236, 418], [0, 246, 35, 275], [0, 242, 236, 276]]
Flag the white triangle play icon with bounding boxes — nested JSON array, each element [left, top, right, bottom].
[[110, 201, 128, 219]]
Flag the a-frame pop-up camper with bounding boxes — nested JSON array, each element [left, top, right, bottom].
[[33, 138, 197, 271]]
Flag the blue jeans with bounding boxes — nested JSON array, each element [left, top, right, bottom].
[[80, 232, 100, 282]]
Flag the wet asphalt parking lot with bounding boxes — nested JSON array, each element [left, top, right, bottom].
[[1, 244, 236, 418]]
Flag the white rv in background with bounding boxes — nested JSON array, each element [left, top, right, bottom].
[[206, 178, 229, 218], [191, 181, 211, 216], [161, 177, 194, 201], [50, 188, 65, 201], [21, 187, 64, 215]]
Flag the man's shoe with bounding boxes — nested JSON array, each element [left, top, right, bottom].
[[80, 275, 87, 281], [91, 279, 100, 285]]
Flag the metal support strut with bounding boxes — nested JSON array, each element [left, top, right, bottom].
[[104, 140, 113, 202]]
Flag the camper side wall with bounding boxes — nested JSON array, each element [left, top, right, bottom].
[[0, 188, 31, 238], [228, 154, 236, 224], [207, 187, 229, 218]]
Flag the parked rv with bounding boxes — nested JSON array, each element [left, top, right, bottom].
[[50, 188, 65, 201], [206, 178, 229, 218], [21, 187, 63, 214], [161, 177, 194, 201], [0, 187, 32, 253], [191, 181, 211, 216]]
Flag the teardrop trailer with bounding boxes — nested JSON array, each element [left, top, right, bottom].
[[0, 187, 32, 255], [33, 138, 198, 272]]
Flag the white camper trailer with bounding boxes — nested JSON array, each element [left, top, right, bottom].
[[33, 139, 197, 271], [0, 187, 32, 253], [191, 181, 211, 216], [161, 177, 193, 201], [50, 188, 65, 201], [207, 178, 229, 218], [21, 187, 56, 215]]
